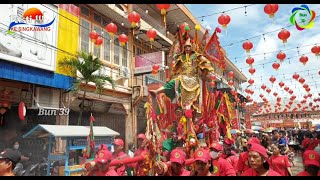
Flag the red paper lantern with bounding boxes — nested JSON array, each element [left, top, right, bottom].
[[209, 81, 216, 87], [269, 76, 276, 84], [278, 81, 284, 88], [156, 4, 170, 15], [264, 4, 279, 18], [277, 97, 281, 102], [276, 52, 286, 63], [245, 57, 254, 67], [278, 29, 290, 44], [273, 92, 278, 97], [288, 90, 293, 95], [228, 80, 234, 86], [210, 74, 216, 81], [259, 94, 264, 98], [303, 84, 309, 89], [152, 69, 158, 76], [292, 73, 300, 80], [248, 67, 256, 75], [248, 79, 254, 85], [243, 41, 253, 53], [299, 55, 308, 65], [228, 71, 234, 79], [118, 34, 128, 46], [146, 29, 157, 42], [89, 30, 99, 41], [105, 23, 118, 37], [272, 62, 280, 70], [152, 64, 160, 71], [298, 78, 305, 84], [266, 88, 271, 93], [311, 45, 320, 56], [218, 13, 231, 29], [261, 84, 267, 90], [94, 37, 103, 46], [305, 87, 310, 92], [308, 94, 312, 97], [284, 87, 289, 91], [128, 11, 141, 28]]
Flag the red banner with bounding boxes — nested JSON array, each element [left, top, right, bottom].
[[231, 109, 239, 129], [244, 113, 251, 129]]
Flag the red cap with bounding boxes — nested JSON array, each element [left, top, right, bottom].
[[210, 142, 223, 152], [137, 133, 147, 140], [303, 150, 319, 167], [170, 148, 186, 165], [223, 137, 234, 145], [249, 143, 268, 160], [113, 139, 124, 147], [194, 149, 211, 163], [248, 137, 260, 145], [94, 150, 112, 164]]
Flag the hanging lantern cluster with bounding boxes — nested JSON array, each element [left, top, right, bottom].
[[128, 11, 141, 28], [264, 4, 279, 18], [89, 30, 103, 46], [218, 13, 231, 29]]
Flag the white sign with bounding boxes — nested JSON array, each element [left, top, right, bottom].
[[0, 4, 58, 71]]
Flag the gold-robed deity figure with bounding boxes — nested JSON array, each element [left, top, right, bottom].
[[150, 38, 214, 113]]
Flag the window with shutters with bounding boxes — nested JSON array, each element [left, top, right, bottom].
[[93, 25, 102, 58], [114, 37, 120, 65], [122, 43, 128, 67], [80, 18, 90, 53]]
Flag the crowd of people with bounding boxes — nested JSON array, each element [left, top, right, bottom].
[[1, 129, 320, 176]]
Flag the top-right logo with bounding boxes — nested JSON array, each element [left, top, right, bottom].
[[290, 4, 316, 31]]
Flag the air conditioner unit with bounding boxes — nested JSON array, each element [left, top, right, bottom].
[[120, 66, 130, 79], [28, 87, 60, 109]]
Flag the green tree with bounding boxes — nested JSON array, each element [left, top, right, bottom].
[[59, 51, 115, 125]]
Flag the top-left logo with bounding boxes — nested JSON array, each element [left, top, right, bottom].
[[7, 7, 56, 34]]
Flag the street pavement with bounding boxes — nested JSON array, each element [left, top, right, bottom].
[[291, 153, 304, 176]]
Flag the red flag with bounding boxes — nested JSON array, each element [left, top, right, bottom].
[[203, 31, 225, 69], [199, 29, 210, 53]]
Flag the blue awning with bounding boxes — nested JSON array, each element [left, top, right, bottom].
[[0, 60, 74, 90]]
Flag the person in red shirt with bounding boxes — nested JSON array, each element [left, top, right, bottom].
[[133, 133, 149, 176], [111, 138, 129, 176], [237, 137, 260, 176], [84, 149, 118, 176], [221, 137, 239, 172], [296, 150, 320, 176], [191, 148, 212, 176], [241, 143, 280, 176], [209, 142, 236, 176], [154, 148, 190, 176], [269, 144, 292, 176]]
